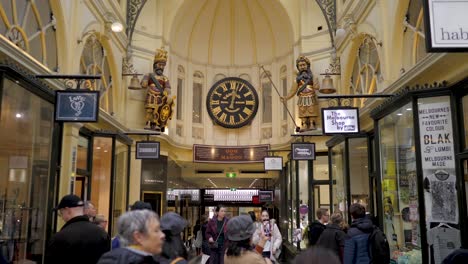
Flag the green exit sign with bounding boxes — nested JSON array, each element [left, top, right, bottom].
[[230, 188, 237, 191], [226, 172, 236, 178]]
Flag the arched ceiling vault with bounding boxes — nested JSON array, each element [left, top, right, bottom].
[[169, 0, 293, 67]]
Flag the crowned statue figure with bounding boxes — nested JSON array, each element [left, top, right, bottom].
[[281, 56, 320, 132], [141, 48, 175, 132]]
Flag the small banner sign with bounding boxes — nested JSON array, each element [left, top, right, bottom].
[[291, 143, 315, 160], [423, 0, 468, 51], [55, 90, 99, 122], [136, 141, 160, 159], [259, 190, 273, 202], [264, 156, 283, 171], [193, 144, 269, 163], [322, 107, 360, 134], [203, 194, 215, 202]]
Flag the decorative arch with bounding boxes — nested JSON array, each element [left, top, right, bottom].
[[348, 35, 382, 108], [0, 0, 59, 70], [403, 0, 427, 66], [79, 34, 115, 114]]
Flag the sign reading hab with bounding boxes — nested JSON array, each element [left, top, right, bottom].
[[424, 0, 468, 51], [322, 108, 360, 134]]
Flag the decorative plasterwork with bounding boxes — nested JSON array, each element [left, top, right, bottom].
[[315, 0, 337, 45], [126, 0, 148, 46]]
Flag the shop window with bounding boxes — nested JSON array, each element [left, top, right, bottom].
[[0, 78, 54, 262], [77, 135, 89, 170], [176, 65, 184, 120], [332, 142, 347, 220], [349, 138, 370, 210], [298, 160, 309, 249], [350, 36, 381, 108], [192, 71, 203, 123], [403, 0, 427, 66], [314, 155, 330, 181], [463, 95, 468, 149], [0, 0, 58, 70], [91, 137, 112, 232], [261, 72, 272, 123], [378, 103, 421, 259], [112, 140, 128, 236], [79, 36, 114, 114]]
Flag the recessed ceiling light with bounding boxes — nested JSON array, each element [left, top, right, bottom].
[[15, 113, 23, 118], [397, 113, 403, 116], [96, 147, 101, 150], [406, 108, 412, 111]]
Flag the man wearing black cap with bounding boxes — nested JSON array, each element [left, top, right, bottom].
[[45, 194, 110, 264]]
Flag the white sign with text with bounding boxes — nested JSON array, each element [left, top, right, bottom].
[[427, 0, 468, 48], [322, 108, 359, 134]]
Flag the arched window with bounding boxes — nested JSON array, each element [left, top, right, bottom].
[[350, 36, 382, 108], [280, 65, 287, 121], [192, 71, 203, 123], [176, 65, 184, 120], [261, 71, 272, 123], [403, 0, 427, 66], [79, 36, 113, 114], [0, 0, 58, 70]]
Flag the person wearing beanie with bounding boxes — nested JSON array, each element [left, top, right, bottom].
[[158, 212, 188, 264], [225, 215, 272, 264]]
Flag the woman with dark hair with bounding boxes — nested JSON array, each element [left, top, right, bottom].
[[206, 205, 229, 264], [253, 210, 282, 263], [159, 212, 188, 264], [225, 215, 271, 264]]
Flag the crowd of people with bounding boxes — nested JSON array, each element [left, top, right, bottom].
[[44, 195, 468, 264]]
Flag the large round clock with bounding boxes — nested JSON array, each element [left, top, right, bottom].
[[206, 77, 259, 128]]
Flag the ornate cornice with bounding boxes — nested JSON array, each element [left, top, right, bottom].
[[370, 81, 448, 120]]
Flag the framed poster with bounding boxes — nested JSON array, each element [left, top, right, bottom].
[[136, 141, 160, 159], [55, 90, 99, 122], [423, 0, 468, 52], [321, 107, 360, 134], [264, 156, 283, 171], [291, 143, 315, 160]]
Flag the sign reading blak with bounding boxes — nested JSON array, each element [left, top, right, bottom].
[[55, 90, 99, 122], [423, 0, 468, 51], [322, 107, 360, 134], [136, 141, 160, 159], [264, 156, 283, 171], [291, 143, 315, 160]]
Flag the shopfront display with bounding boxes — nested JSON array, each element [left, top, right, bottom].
[[0, 75, 56, 262], [378, 102, 422, 262], [371, 86, 468, 263]]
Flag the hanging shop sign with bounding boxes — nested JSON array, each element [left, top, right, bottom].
[[55, 90, 99, 122], [423, 0, 468, 51], [418, 97, 458, 224], [258, 190, 273, 202], [264, 156, 283, 171], [193, 144, 269, 163], [136, 141, 160, 159], [291, 143, 315, 160], [321, 107, 360, 134]]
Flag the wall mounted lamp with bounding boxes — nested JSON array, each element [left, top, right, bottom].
[[103, 12, 123, 33]]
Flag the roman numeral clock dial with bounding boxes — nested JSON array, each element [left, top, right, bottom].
[[206, 77, 259, 128]]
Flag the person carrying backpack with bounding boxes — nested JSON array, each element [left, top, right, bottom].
[[344, 203, 389, 264]]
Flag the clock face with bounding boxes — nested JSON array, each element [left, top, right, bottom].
[[206, 77, 259, 128]]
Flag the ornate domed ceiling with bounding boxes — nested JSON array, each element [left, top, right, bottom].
[[170, 0, 295, 67]]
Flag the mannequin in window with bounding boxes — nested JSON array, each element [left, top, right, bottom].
[[281, 56, 320, 132], [141, 48, 175, 132]]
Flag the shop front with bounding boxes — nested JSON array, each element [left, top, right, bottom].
[[75, 127, 131, 237], [0, 66, 60, 263], [370, 82, 468, 263], [327, 134, 374, 224]]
